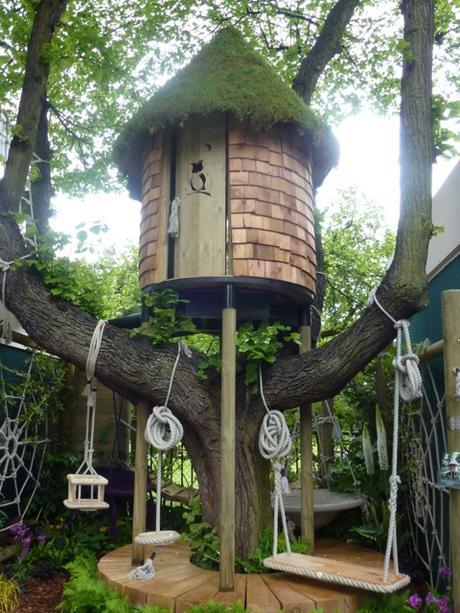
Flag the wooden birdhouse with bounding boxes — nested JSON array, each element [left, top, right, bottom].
[[114, 28, 338, 326]]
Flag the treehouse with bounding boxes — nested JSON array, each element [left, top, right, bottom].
[[114, 28, 338, 328], [100, 29, 414, 608]]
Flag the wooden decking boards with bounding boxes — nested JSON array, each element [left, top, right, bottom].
[[97, 539, 397, 612]]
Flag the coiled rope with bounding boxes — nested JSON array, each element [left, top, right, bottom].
[[371, 291, 422, 582], [258, 365, 292, 557], [144, 342, 188, 532]]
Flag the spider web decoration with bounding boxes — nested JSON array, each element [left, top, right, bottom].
[[0, 352, 49, 532], [403, 362, 449, 589]]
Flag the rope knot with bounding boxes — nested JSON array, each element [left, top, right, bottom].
[[145, 405, 184, 451], [393, 319, 410, 331], [259, 410, 291, 461]]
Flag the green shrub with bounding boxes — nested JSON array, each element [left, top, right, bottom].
[[0, 574, 20, 613]]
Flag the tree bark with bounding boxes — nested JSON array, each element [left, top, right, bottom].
[[0, 0, 67, 212], [31, 99, 53, 232], [293, 0, 361, 104]]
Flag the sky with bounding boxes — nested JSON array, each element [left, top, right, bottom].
[[51, 111, 459, 260]]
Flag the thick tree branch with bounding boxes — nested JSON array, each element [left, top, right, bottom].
[[0, 0, 433, 423], [293, 0, 361, 104], [0, 0, 67, 212], [265, 0, 434, 408], [30, 99, 52, 232]]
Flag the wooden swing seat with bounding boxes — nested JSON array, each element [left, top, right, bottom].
[[263, 552, 411, 594], [134, 530, 180, 546], [63, 473, 109, 511]]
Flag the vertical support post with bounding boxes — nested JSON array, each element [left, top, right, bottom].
[[219, 285, 236, 591], [132, 401, 149, 565], [442, 290, 460, 610], [299, 307, 315, 552]]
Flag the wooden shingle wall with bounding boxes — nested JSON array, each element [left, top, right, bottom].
[[229, 120, 316, 292], [139, 131, 170, 289]]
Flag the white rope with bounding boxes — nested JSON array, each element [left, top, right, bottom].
[[167, 197, 181, 238], [0, 354, 49, 531], [128, 557, 154, 580], [454, 368, 460, 400], [371, 291, 422, 582], [76, 320, 106, 476], [144, 342, 186, 531], [258, 366, 292, 557], [403, 362, 449, 589]]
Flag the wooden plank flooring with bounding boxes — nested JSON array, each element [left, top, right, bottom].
[[97, 540, 397, 611]]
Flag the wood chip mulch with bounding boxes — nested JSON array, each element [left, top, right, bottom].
[[15, 571, 68, 612]]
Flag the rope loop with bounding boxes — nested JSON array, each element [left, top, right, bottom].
[[145, 405, 184, 450], [259, 410, 291, 461]]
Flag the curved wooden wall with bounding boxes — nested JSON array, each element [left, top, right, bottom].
[[139, 130, 168, 290], [229, 120, 316, 293], [139, 118, 317, 295]]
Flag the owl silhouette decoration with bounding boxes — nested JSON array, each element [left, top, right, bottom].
[[189, 160, 210, 196]]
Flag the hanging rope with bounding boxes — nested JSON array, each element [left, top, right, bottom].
[[454, 368, 460, 401], [371, 290, 422, 582], [258, 365, 292, 557], [167, 197, 181, 238], [144, 342, 188, 532], [76, 320, 106, 476]]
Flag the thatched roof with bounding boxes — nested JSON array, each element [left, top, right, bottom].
[[114, 28, 338, 197]]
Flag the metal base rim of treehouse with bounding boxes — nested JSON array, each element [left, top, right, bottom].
[[97, 539, 409, 612], [141, 276, 315, 330]]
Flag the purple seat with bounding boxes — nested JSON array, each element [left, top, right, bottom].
[[96, 466, 154, 537]]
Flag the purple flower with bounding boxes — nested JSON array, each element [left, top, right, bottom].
[[36, 534, 47, 544], [10, 523, 28, 541], [439, 566, 452, 578], [425, 592, 438, 605], [437, 596, 451, 613], [407, 593, 422, 608]]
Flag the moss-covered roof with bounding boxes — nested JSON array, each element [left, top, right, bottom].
[[114, 28, 338, 197]]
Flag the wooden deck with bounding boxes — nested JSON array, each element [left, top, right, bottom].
[[98, 540, 391, 611]]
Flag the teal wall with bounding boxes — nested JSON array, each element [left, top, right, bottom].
[[412, 256, 460, 346]]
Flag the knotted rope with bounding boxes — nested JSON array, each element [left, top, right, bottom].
[[258, 366, 292, 557], [454, 368, 460, 401], [144, 342, 188, 532], [371, 291, 422, 582], [167, 197, 181, 238], [128, 555, 155, 580]]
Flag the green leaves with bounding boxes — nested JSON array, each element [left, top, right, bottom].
[[321, 188, 396, 339], [134, 289, 195, 346]]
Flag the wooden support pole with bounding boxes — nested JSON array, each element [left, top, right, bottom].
[[299, 320, 314, 552], [219, 298, 236, 591], [442, 290, 460, 611], [132, 401, 150, 565]]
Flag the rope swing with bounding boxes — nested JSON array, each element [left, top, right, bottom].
[[130, 342, 189, 580], [64, 320, 109, 511], [260, 293, 414, 592], [258, 366, 292, 558]]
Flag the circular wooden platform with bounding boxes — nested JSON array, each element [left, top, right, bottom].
[[98, 539, 391, 611]]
